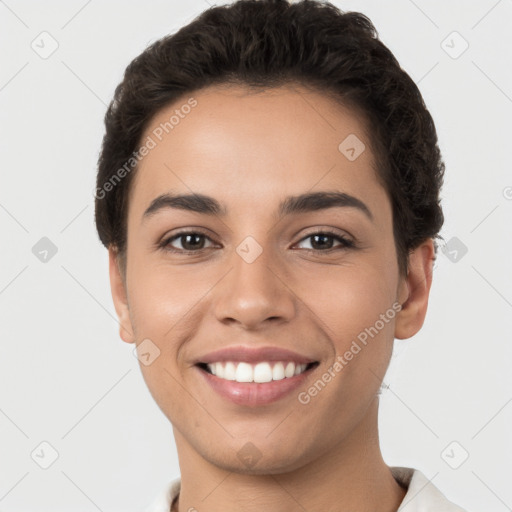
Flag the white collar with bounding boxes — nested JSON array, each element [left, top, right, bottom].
[[144, 466, 467, 512]]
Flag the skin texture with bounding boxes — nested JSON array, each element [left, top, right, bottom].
[[109, 84, 434, 512]]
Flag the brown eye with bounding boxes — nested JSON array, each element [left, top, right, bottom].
[[158, 229, 355, 255], [295, 230, 355, 252], [161, 231, 214, 252]]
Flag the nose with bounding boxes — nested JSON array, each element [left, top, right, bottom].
[[212, 240, 296, 330]]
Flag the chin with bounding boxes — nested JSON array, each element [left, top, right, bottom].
[[203, 444, 313, 476]]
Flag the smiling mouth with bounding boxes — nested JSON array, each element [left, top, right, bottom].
[[195, 361, 319, 383]]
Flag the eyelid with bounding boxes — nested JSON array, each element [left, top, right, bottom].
[[293, 228, 355, 250], [158, 227, 356, 253], [297, 226, 353, 241], [158, 228, 216, 252]]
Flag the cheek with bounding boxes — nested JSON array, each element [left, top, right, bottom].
[[127, 263, 204, 417], [302, 261, 398, 390], [127, 261, 215, 400], [128, 258, 207, 338], [300, 261, 397, 334]]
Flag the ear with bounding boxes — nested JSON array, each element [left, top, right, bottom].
[[394, 239, 435, 340], [108, 246, 135, 344]]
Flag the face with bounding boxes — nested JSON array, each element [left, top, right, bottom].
[[110, 84, 432, 474]]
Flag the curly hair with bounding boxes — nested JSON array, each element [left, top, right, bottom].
[[95, 0, 445, 278]]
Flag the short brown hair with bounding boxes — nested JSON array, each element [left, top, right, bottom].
[[95, 0, 445, 278]]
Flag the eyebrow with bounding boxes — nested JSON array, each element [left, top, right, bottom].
[[142, 190, 373, 222]]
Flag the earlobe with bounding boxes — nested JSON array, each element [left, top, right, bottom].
[[394, 239, 435, 340], [108, 247, 135, 344]]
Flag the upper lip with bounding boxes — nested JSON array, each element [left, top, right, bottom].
[[194, 345, 318, 365]]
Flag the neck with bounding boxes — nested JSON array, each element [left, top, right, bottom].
[[171, 398, 406, 512]]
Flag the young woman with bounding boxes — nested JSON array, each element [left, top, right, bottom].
[[95, 1, 467, 510]]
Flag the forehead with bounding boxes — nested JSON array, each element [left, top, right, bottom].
[[128, 84, 389, 223]]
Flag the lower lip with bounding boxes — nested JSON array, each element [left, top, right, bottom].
[[196, 364, 317, 407]]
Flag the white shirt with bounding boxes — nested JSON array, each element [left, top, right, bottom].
[[143, 466, 468, 512]]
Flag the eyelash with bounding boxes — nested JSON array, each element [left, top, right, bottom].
[[158, 229, 356, 254]]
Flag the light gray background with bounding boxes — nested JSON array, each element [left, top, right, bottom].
[[1, 0, 511, 511]]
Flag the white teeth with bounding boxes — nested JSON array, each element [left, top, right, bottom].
[[215, 362, 224, 379], [272, 362, 285, 381], [204, 361, 310, 383], [224, 361, 236, 380], [253, 362, 273, 383], [235, 362, 253, 382], [285, 362, 295, 378]]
